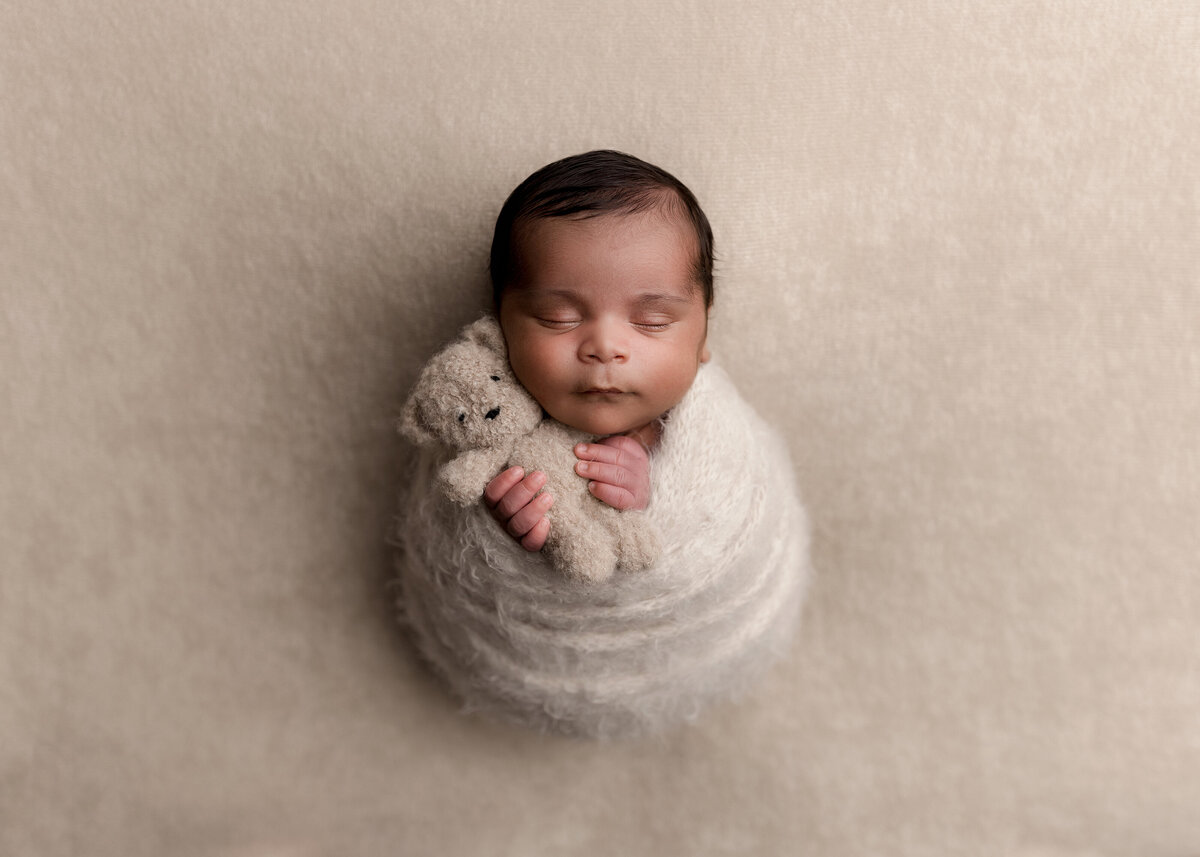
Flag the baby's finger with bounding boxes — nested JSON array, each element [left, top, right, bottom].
[[574, 439, 644, 467], [490, 470, 547, 521], [505, 491, 554, 538], [586, 479, 636, 511], [602, 434, 651, 457], [573, 442, 616, 463], [574, 458, 635, 490], [483, 466, 525, 508], [519, 516, 550, 552]]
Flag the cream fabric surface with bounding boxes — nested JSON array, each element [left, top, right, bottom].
[[3, 2, 1198, 855]]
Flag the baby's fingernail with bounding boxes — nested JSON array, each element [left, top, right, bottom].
[[576, 461, 589, 474], [575, 443, 588, 455]]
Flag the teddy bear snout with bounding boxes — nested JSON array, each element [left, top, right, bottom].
[[485, 406, 501, 420]]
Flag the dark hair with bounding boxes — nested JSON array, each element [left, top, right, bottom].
[[489, 150, 714, 309]]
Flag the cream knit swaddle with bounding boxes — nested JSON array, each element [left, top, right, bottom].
[[393, 361, 812, 738]]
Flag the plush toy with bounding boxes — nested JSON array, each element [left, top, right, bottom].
[[399, 315, 660, 583]]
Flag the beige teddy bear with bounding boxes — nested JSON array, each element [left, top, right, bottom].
[[399, 315, 660, 583]]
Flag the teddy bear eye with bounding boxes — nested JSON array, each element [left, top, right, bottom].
[[457, 412, 466, 423], [490, 375, 500, 381]]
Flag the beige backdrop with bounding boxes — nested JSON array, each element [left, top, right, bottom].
[[4, 2, 1198, 855]]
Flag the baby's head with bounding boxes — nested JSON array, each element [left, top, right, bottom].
[[489, 150, 714, 438]]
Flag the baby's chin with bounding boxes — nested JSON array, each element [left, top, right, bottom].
[[546, 409, 648, 439]]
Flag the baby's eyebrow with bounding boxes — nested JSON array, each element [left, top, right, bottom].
[[513, 288, 581, 305], [633, 292, 691, 307], [514, 288, 692, 309]]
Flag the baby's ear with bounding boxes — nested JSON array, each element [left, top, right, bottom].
[[462, 314, 507, 357], [398, 389, 436, 445]]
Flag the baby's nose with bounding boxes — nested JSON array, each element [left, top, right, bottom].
[[580, 323, 629, 363]]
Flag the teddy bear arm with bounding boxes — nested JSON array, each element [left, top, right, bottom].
[[438, 448, 510, 506]]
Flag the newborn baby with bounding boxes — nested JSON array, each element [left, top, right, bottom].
[[482, 149, 713, 553], [394, 150, 811, 738]]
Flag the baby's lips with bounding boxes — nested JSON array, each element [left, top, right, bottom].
[[577, 386, 629, 396]]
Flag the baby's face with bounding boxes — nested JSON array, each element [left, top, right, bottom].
[[498, 210, 710, 437]]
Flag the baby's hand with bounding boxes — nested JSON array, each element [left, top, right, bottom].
[[574, 436, 651, 511], [483, 467, 553, 552]]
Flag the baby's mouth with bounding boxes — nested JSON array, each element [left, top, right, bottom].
[[579, 387, 627, 395]]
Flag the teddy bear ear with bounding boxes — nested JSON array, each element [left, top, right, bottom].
[[397, 388, 436, 445], [462, 314, 507, 357]]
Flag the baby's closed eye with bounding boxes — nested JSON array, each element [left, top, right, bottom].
[[535, 316, 582, 329], [632, 318, 672, 331]]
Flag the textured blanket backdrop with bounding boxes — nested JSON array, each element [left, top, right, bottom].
[[3, 2, 1198, 855]]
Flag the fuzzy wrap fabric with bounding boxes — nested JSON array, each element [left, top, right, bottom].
[[393, 361, 812, 738]]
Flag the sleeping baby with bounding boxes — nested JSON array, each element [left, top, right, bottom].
[[483, 150, 712, 554], [394, 150, 811, 738]]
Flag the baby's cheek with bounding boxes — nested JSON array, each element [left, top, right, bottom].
[[519, 365, 568, 409], [506, 348, 552, 396]]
